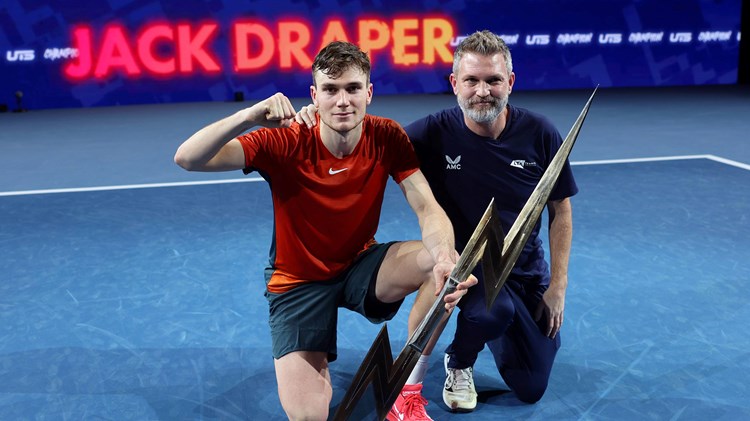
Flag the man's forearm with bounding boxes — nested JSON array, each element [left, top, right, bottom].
[[548, 199, 573, 289], [400, 171, 457, 265], [420, 207, 457, 265], [174, 110, 251, 170]]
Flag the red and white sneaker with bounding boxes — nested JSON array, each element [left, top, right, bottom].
[[386, 383, 433, 421]]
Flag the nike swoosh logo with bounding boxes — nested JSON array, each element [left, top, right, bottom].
[[391, 407, 405, 421], [328, 167, 348, 175]]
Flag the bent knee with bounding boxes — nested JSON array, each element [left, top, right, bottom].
[[282, 403, 329, 421], [514, 382, 548, 404]]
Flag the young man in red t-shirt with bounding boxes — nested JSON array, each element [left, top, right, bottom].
[[174, 41, 475, 420]]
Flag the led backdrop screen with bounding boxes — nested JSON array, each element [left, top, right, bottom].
[[0, 0, 742, 109]]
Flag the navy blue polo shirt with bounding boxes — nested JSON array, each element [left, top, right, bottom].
[[406, 104, 578, 282]]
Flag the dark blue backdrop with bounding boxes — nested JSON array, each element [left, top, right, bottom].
[[0, 0, 741, 109]]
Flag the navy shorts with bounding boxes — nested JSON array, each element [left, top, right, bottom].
[[264, 242, 403, 362]]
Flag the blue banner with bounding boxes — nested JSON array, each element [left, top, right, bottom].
[[0, 0, 741, 109]]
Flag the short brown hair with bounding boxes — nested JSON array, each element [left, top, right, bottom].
[[312, 41, 371, 86]]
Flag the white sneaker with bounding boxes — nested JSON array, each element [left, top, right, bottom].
[[443, 353, 477, 412]]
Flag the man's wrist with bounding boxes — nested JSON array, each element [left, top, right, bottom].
[[433, 248, 458, 265]]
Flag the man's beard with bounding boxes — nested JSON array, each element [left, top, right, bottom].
[[458, 95, 507, 123]]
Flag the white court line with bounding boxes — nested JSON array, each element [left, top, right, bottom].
[[572, 154, 750, 170], [704, 154, 750, 171], [0, 177, 264, 197], [571, 154, 712, 165], [1, 154, 748, 197]]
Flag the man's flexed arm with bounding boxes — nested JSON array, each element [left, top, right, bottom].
[[174, 93, 297, 172]]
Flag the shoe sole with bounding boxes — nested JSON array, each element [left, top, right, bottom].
[[446, 402, 476, 413], [444, 396, 477, 413]]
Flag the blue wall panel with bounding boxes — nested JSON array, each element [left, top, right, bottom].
[[0, 0, 741, 109]]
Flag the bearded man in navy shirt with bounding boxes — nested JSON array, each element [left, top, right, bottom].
[[392, 29, 578, 419]]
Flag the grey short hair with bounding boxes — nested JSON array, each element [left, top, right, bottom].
[[453, 30, 513, 75]]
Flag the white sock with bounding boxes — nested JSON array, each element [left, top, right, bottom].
[[405, 354, 431, 385]]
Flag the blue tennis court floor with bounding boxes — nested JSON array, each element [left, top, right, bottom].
[[1, 155, 748, 420]]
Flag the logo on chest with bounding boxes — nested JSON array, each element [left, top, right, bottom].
[[510, 159, 537, 169], [328, 167, 348, 175], [445, 155, 461, 170]]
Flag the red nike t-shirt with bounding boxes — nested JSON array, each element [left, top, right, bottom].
[[237, 115, 419, 293]]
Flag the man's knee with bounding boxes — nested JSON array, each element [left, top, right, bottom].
[[275, 351, 332, 420], [279, 384, 330, 421], [509, 375, 550, 404], [282, 404, 329, 421], [374, 241, 434, 301], [516, 385, 547, 404]]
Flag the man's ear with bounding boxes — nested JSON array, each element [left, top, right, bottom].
[[450, 73, 459, 95], [310, 85, 318, 107]]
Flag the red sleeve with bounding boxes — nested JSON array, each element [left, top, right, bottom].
[[236, 124, 301, 174]]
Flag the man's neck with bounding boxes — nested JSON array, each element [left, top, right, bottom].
[[464, 106, 509, 139], [320, 123, 363, 158]]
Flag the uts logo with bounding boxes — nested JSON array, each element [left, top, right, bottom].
[[525, 35, 550, 45], [6, 50, 35, 61], [670, 32, 692, 43], [446, 155, 461, 170], [598, 33, 622, 44]]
